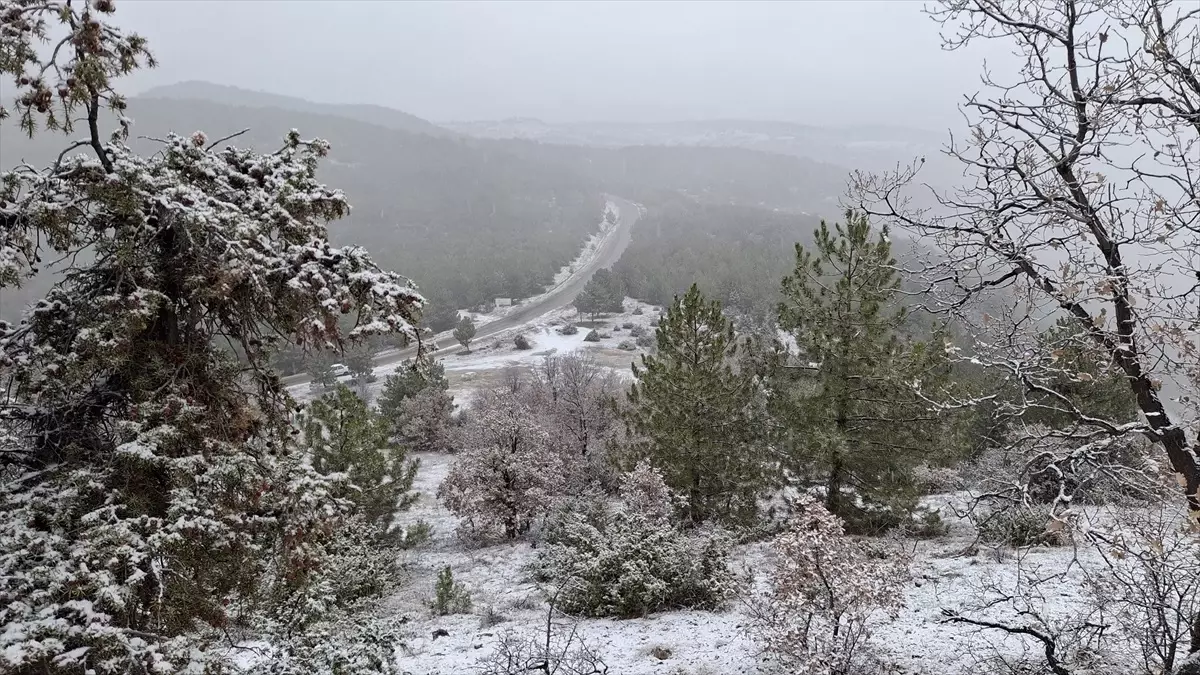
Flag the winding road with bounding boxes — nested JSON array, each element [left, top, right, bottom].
[[283, 195, 642, 391]]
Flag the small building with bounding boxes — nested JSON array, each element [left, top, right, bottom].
[[495, 298, 513, 307]]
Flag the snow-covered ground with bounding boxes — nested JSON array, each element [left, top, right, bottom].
[[388, 450, 1117, 675], [375, 298, 1135, 674], [299, 280, 1144, 674]]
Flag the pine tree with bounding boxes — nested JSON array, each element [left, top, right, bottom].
[[454, 315, 476, 351], [302, 385, 419, 538], [378, 358, 449, 416], [377, 357, 454, 453], [775, 211, 945, 532], [625, 284, 767, 525], [0, 4, 423, 671], [574, 268, 623, 319], [1024, 317, 1140, 429]]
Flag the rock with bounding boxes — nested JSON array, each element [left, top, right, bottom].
[[432, 628, 450, 640]]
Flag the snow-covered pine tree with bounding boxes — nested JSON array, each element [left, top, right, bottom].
[[0, 3, 422, 672], [774, 211, 947, 532], [625, 283, 768, 525]]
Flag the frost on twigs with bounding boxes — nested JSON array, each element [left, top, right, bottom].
[[749, 495, 909, 674], [438, 390, 566, 541]]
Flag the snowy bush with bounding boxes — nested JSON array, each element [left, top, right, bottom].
[[976, 505, 1068, 548], [750, 496, 909, 675], [514, 334, 533, 350], [583, 330, 603, 342], [617, 340, 636, 351], [438, 393, 566, 539], [636, 333, 656, 350], [536, 462, 736, 618], [256, 614, 407, 675], [477, 605, 609, 675], [629, 325, 646, 337], [559, 323, 579, 335], [1083, 506, 1200, 674]]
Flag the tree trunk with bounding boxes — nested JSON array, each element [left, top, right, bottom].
[[825, 454, 843, 516]]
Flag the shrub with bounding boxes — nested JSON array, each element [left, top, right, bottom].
[[636, 333, 655, 349], [536, 463, 736, 618], [906, 507, 949, 539], [629, 325, 646, 338], [617, 340, 636, 351], [583, 330, 602, 343], [613, 325, 622, 332], [514, 334, 532, 350], [750, 496, 909, 674], [438, 394, 565, 539], [559, 323, 579, 336], [632, 307, 644, 315], [622, 322, 635, 330], [976, 505, 1068, 547], [478, 604, 508, 629], [431, 566, 472, 615]]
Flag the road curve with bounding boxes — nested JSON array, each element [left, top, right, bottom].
[[283, 196, 642, 391]]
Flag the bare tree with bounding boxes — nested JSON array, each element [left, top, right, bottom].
[[853, 0, 1200, 512], [533, 353, 621, 457], [477, 596, 608, 675]]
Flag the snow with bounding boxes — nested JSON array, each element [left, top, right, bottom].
[[389, 451, 766, 675], [389, 452, 1153, 674]]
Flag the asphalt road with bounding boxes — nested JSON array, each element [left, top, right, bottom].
[[283, 196, 642, 391]]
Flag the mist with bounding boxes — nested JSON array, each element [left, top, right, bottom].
[[116, 0, 1011, 131]]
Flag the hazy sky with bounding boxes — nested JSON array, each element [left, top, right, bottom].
[[118, 0, 1009, 132]]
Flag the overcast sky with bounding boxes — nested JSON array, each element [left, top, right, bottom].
[[115, 0, 1011, 132]]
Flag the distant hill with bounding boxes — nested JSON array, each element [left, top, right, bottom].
[[1, 88, 855, 324], [445, 118, 957, 189], [139, 81, 454, 138], [0, 95, 602, 322]]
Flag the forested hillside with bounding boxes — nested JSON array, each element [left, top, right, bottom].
[[0, 88, 850, 325], [0, 97, 603, 323], [613, 200, 820, 322]]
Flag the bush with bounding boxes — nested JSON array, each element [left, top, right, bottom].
[[613, 325, 621, 332], [583, 330, 602, 343], [632, 307, 644, 315], [558, 323, 579, 336], [514, 334, 532, 350], [750, 496, 909, 674], [977, 505, 1068, 547], [617, 340, 636, 351], [907, 507, 949, 539], [629, 325, 646, 338], [622, 322, 635, 330], [636, 333, 655, 349], [536, 463, 736, 618], [431, 566, 472, 615], [438, 394, 565, 539]]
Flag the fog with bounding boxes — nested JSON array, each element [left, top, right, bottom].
[[117, 0, 1012, 131]]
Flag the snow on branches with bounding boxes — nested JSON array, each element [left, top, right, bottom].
[[750, 496, 910, 674], [438, 392, 566, 540], [0, 2, 423, 672]]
